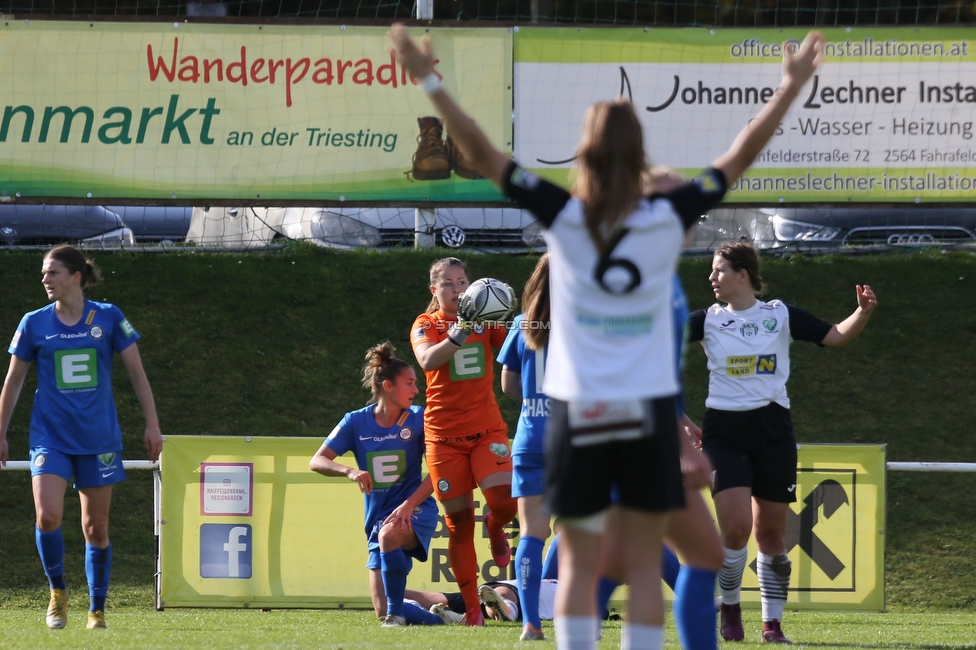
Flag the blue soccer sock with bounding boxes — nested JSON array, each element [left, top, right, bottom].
[[541, 534, 559, 580], [673, 565, 719, 650], [661, 545, 681, 592], [402, 601, 445, 625], [85, 543, 112, 612], [515, 535, 545, 629], [36, 527, 66, 590], [380, 549, 409, 617], [596, 577, 620, 619]]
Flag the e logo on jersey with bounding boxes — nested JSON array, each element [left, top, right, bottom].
[[367, 450, 407, 488], [55, 348, 97, 389], [450, 343, 486, 381], [120, 319, 136, 337]]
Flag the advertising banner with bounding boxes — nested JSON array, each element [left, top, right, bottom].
[[514, 27, 976, 202], [0, 22, 511, 202], [160, 436, 884, 611], [159, 435, 518, 608]]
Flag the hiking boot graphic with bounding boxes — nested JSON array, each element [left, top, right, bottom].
[[410, 116, 451, 181]]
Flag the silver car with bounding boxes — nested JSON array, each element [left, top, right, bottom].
[[0, 204, 133, 247]]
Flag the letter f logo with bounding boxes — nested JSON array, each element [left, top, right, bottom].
[[223, 526, 249, 578]]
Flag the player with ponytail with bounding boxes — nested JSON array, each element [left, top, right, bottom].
[[410, 257, 517, 626], [690, 241, 877, 643], [0, 244, 162, 631], [310, 342, 444, 627], [497, 253, 552, 641]]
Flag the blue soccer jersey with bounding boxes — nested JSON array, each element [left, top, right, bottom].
[[497, 314, 550, 457], [671, 275, 689, 417], [8, 300, 139, 455], [324, 404, 434, 537]]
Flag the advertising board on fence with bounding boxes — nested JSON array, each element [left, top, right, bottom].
[[159, 436, 884, 611], [514, 27, 976, 203], [0, 22, 511, 202]]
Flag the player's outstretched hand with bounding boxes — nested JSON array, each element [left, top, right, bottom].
[[389, 24, 435, 81], [0, 437, 8, 469], [145, 425, 163, 463], [856, 284, 878, 314], [782, 31, 824, 91]]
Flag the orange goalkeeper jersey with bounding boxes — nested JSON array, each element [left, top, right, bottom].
[[411, 310, 508, 439]]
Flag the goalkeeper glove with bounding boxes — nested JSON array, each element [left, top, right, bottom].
[[448, 295, 478, 346]]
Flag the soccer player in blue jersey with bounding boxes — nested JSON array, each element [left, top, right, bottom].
[[309, 342, 444, 627], [497, 254, 552, 641], [0, 245, 163, 631]]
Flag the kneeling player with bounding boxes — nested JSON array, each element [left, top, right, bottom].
[[310, 342, 444, 627]]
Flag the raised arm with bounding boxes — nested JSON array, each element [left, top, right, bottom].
[[821, 284, 878, 347], [712, 32, 825, 185], [389, 24, 511, 188]]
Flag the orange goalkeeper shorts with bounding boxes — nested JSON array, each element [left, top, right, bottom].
[[425, 426, 512, 501]]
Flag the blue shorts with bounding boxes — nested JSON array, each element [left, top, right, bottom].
[[30, 447, 126, 489], [512, 452, 545, 499], [365, 497, 439, 570]]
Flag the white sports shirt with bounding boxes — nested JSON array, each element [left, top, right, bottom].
[[504, 162, 727, 402], [688, 300, 832, 411]]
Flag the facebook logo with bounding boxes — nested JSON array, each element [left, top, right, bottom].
[[200, 524, 252, 579]]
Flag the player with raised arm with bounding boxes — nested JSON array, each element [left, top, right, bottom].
[[0, 245, 162, 631], [690, 241, 877, 643], [389, 23, 823, 650], [409, 257, 517, 626], [309, 342, 445, 627]]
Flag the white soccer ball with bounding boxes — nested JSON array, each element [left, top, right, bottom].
[[462, 278, 517, 323]]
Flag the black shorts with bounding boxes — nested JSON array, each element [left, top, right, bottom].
[[701, 402, 798, 503], [446, 591, 467, 615], [544, 396, 685, 518]]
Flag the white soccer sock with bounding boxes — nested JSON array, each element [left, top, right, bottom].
[[719, 546, 749, 605], [621, 623, 663, 650], [757, 552, 791, 621], [555, 615, 598, 650], [503, 597, 519, 622]]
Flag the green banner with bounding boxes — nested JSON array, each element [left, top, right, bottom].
[[0, 22, 511, 202]]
